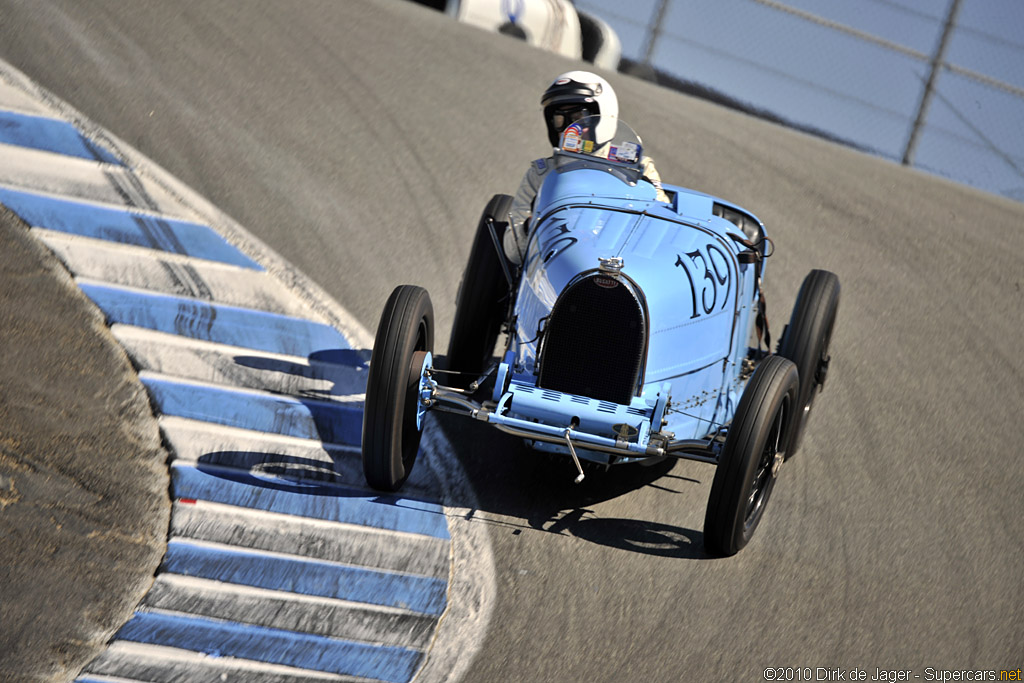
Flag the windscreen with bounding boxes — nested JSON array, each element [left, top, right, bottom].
[[556, 115, 644, 168]]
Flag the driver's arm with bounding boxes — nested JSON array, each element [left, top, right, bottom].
[[641, 156, 671, 203], [505, 159, 550, 265]]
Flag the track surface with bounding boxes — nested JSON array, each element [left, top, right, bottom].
[[2, 1, 1022, 680]]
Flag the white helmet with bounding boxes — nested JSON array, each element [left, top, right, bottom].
[[541, 70, 619, 148]]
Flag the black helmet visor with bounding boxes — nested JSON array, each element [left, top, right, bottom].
[[543, 100, 600, 146], [541, 77, 604, 147]]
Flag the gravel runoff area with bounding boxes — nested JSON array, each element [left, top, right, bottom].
[[0, 206, 170, 682]]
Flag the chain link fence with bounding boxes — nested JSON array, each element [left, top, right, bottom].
[[578, 0, 1024, 202]]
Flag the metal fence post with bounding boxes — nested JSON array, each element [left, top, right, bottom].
[[642, 0, 672, 66], [902, 0, 963, 166]]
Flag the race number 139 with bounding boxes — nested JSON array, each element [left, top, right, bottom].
[[675, 244, 732, 319]]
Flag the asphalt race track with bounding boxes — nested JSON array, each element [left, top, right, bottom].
[[1, 1, 1022, 681]]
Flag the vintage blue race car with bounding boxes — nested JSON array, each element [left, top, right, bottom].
[[361, 118, 839, 556]]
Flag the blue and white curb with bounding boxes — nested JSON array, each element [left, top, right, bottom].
[[1, 60, 493, 682]]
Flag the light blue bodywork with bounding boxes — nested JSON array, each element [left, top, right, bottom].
[[479, 136, 767, 464]]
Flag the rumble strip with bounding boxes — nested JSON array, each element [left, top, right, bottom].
[[0, 60, 492, 683]]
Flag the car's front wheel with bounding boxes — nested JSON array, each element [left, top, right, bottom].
[[704, 355, 799, 556], [362, 285, 434, 491]]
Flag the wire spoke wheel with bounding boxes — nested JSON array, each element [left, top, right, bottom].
[[705, 355, 799, 556], [744, 399, 786, 532]]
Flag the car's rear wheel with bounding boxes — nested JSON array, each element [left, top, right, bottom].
[[446, 194, 512, 389], [704, 355, 799, 556], [777, 269, 840, 458], [362, 285, 433, 491]]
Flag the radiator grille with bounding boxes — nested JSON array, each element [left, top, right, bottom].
[[537, 274, 646, 404]]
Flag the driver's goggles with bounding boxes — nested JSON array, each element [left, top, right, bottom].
[[550, 105, 593, 130]]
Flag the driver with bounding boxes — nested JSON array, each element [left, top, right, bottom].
[[504, 70, 669, 264]]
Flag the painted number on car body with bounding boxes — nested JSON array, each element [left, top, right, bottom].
[[527, 219, 576, 274], [675, 244, 732, 319]]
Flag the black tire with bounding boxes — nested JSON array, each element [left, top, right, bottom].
[[704, 355, 799, 556], [446, 194, 513, 388], [362, 285, 434, 491], [777, 269, 840, 458]]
